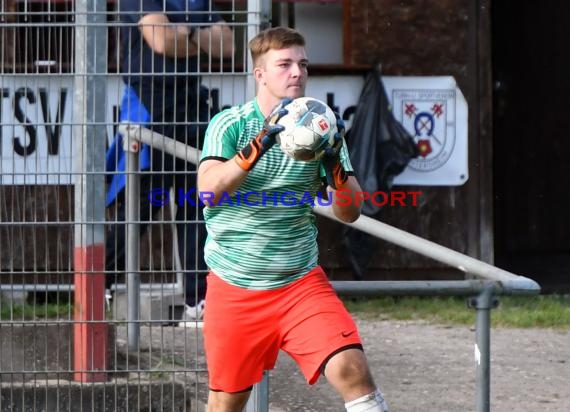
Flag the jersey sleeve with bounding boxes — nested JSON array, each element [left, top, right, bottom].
[[318, 136, 355, 179], [201, 109, 241, 161], [119, 0, 163, 20], [189, 0, 224, 25], [339, 139, 354, 173], [121, 0, 224, 24]]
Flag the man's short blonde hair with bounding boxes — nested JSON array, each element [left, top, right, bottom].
[[249, 26, 306, 67]]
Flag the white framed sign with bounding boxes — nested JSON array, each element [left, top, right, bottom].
[[387, 76, 469, 185], [1, 74, 467, 186]]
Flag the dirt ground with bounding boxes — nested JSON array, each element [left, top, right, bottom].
[[266, 317, 570, 412], [128, 315, 570, 412]]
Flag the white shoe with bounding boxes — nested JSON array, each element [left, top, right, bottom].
[[105, 289, 113, 311], [178, 300, 205, 327]]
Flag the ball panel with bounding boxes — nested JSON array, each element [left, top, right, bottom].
[[275, 97, 337, 161]]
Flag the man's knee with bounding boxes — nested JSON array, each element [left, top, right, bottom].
[[207, 389, 251, 412], [324, 348, 374, 385]]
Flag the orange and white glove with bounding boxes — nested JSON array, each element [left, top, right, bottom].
[[235, 98, 292, 171], [321, 115, 348, 189]]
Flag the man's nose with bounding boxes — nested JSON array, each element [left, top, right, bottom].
[[290, 63, 303, 77]]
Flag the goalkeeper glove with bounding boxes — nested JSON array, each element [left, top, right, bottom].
[[321, 114, 349, 190], [235, 98, 292, 171]]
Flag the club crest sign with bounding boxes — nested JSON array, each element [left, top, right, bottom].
[[387, 77, 468, 186], [400, 91, 455, 171], [1, 75, 466, 186]]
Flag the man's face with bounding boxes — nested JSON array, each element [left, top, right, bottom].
[[256, 46, 308, 100]]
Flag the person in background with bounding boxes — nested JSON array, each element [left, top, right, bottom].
[[198, 26, 389, 411], [105, 0, 233, 323]]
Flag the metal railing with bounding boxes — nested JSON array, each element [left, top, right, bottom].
[[118, 123, 540, 412]]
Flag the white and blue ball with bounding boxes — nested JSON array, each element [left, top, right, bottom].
[[276, 97, 337, 161]]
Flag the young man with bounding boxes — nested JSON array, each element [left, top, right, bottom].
[[198, 27, 389, 411], [105, 0, 233, 321]]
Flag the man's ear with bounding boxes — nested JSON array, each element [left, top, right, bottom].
[[253, 66, 264, 84]]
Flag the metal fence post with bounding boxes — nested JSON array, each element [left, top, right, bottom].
[[470, 283, 499, 412], [72, 0, 108, 383], [246, 371, 270, 412], [246, 0, 272, 100], [124, 128, 141, 351]]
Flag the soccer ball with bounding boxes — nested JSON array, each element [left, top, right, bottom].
[[275, 97, 337, 161]]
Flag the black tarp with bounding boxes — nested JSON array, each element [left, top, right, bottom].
[[342, 65, 419, 280]]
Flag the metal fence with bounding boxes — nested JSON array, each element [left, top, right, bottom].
[[120, 124, 540, 412], [0, 1, 540, 412], [1, 0, 260, 410]]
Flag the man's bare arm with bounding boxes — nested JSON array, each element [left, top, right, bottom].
[[193, 22, 234, 59], [138, 15, 234, 59]]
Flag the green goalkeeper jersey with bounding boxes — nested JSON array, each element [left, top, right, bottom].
[[200, 99, 353, 290]]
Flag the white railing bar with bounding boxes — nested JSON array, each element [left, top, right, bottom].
[[0, 283, 180, 292], [119, 123, 539, 295], [0, 279, 536, 296], [315, 205, 539, 291]]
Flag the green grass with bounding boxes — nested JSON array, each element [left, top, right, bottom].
[[4, 295, 570, 329], [0, 302, 73, 320], [343, 295, 570, 329]]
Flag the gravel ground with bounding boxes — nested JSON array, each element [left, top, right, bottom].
[[267, 317, 570, 412], [125, 317, 570, 411]]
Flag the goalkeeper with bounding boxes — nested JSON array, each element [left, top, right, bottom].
[[198, 26, 389, 412]]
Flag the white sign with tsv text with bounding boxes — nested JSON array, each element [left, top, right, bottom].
[[0, 75, 467, 186]]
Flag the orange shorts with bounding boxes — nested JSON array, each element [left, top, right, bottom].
[[203, 266, 362, 393]]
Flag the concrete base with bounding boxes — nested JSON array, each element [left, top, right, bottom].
[[112, 290, 185, 323], [0, 290, 28, 306], [0, 323, 116, 383], [0, 379, 192, 412], [0, 324, 202, 411]]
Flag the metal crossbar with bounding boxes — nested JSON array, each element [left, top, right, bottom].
[[119, 123, 540, 412]]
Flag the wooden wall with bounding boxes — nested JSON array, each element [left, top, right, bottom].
[[321, 0, 494, 281]]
